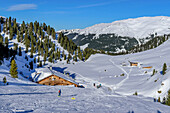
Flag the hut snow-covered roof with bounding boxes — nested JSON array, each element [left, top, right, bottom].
[[31, 67, 78, 85]]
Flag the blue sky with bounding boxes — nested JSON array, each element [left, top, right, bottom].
[[1, 0, 170, 30]]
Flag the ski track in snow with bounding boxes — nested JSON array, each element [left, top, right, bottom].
[[109, 58, 132, 91]]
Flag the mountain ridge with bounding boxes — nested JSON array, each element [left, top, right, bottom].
[[63, 16, 170, 38], [61, 16, 170, 52]]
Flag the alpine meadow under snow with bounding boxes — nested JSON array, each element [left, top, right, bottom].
[[0, 15, 170, 113]]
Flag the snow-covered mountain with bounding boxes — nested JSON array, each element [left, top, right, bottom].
[[62, 16, 170, 52], [66, 16, 170, 38]]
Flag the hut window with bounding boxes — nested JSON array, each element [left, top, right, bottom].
[[49, 78, 51, 80]]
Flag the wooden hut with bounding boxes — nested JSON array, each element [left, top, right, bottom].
[[129, 61, 138, 66], [31, 67, 79, 87], [142, 66, 152, 69]]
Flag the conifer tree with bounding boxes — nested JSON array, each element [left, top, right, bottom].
[[52, 28, 56, 39], [64, 54, 66, 60], [5, 18, 8, 33], [9, 27, 13, 40], [67, 53, 71, 63], [39, 61, 42, 67], [3, 23, 6, 33], [10, 59, 18, 78], [19, 46, 22, 56], [14, 43, 18, 54], [162, 63, 167, 75], [17, 30, 20, 42], [165, 90, 170, 106], [44, 54, 46, 64], [41, 48, 44, 56], [30, 43, 34, 58], [37, 26, 41, 38], [8, 17, 11, 28], [158, 97, 161, 102], [0, 22, 1, 32], [29, 61, 33, 70], [47, 25, 51, 35], [68, 53, 71, 60], [38, 45, 41, 56], [48, 55, 53, 63], [13, 18, 17, 34], [62, 50, 65, 58], [58, 50, 60, 60], [0, 35, 3, 45], [3, 77, 7, 84], [78, 50, 83, 61], [54, 52, 58, 60], [74, 50, 77, 62], [0, 17, 4, 24], [5, 37, 8, 47], [22, 21, 25, 32], [38, 56, 40, 62], [34, 57, 36, 63], [20, 33, 23, 42], [43, 23, 47, 31]]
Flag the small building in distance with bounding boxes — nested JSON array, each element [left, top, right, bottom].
[[142, 64, 153, 69], [129, 61, 138, 66], [31, 67, 79, 87]]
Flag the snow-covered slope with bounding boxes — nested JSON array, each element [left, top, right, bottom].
[[0, 62, 170, 113], [53, 38, 170, 101], [67, 16, 170, 39]]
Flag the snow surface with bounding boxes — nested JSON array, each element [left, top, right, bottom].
[[0, 16, 170, 112], [80, 43, 89, 50], [52, 38, 170, 100], [64, 16, 170, 39], [0, 61, 170, 112]]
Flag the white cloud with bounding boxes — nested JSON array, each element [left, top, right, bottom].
[[77, 2, 110, 8], [76, 0, 129, 8], [7, 4, 37, 11]]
